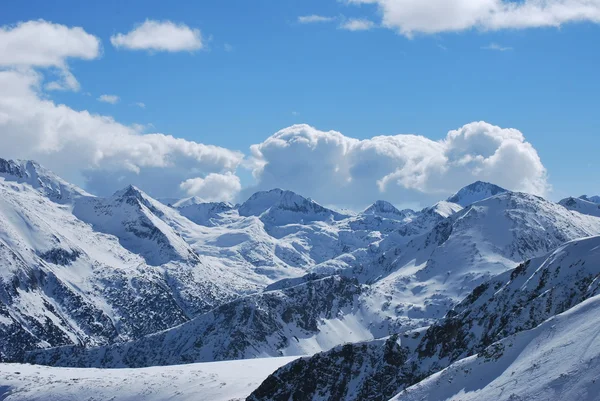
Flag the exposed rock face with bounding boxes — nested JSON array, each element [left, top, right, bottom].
[[249, 236, 600, 401]]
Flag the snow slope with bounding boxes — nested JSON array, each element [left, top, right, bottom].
[[250, 235, 600, 401], [0, 158, 91, 204], [0, 164, 256, 361], [0, 356, 298, 401], [392, 293, 600, 401], [27, 275, 371, 367], [580, 195, 600, 204], [559, 196, 600, 218]]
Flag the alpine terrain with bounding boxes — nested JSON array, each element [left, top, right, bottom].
[[1, 157, 599, 401]]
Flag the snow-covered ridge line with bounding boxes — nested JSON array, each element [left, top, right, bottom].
[[249, 235, 600, 401]]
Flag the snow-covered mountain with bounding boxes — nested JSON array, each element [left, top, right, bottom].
[[559, 196, 600, 217], [3, 156, 600, 401], [580, 194, 600, 204], [0, 158, 91, 203], [27, 275, 368, 367], [446, 181, 507, 207], [250, 235, 600, 401], [0, 159, 259, 361], [361, 200, 416, 221], [392, 292, 600, 401], [239, 188, 348, 225]]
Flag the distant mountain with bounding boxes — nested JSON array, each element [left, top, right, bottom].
[[580, 194, 600, 204], [559, 196, 600, 217], [238, 188, 347, 225], [174, 200, 235, 227], [361, 200, 416, 221], [447, 181, 507, 207]]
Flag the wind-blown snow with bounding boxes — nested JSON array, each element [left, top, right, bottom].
[[0, 357, 298, 401]]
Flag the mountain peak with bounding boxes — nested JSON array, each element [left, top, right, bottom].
[[560, 196, 600, 218], [0, 157, 91, 203], [447, 181, 508, 207], [362, 200, 415, 221], [238, 188, 345, 224]]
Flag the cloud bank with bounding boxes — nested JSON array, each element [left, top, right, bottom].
[[246, 123, 548, 208], [348, 0, 600, 36]]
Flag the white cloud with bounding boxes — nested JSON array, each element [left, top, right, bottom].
[[0, 20, 100, 91], [224, 43, 234, 52], [180, 172, 241, 202], [246, 123, 548, 209], [298, 15, 336, 23], [97, 94, 120, 104], [482, 42, 513, 51], [347, 0, 600, 36], [0, 69, 243, 198], [339, 18, 376, 31], [110, 20, 203, 52], [134, 102, 146, 108]]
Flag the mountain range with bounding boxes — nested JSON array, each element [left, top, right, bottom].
[[1, 157, 600, 400]]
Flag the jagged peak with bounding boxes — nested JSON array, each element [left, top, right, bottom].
[[447, 181, 508, 207], [240, 188, 319, 215], [0, 157, 91, 202], [362, 200, 415, 220]]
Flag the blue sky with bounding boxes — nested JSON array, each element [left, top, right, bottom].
[[0, 0, 599, 207]]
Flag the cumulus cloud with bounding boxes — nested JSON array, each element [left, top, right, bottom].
[[97, 94, 120, 104], [298, 15, 336, 23], [339, 18, 376, 31], [111, 20, 203, 52], [0, 20, 100, 91], [133, 102, 146, 108], [0, 69, 243, 198], [180, 172, 242, 202], [347, 0, 600, 36], [246, 123, 548, 209]]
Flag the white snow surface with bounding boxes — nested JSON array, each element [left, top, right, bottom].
[[559, 196, 600, 218], [391, 293, 600, 401], [0, 357, 298, 401], [446, 181, 507, 207]]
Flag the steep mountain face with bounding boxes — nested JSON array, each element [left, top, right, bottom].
[[239, 189, 347, 225], [559, 196, 600, 217], [250, 236, 600, 401], [361, 201, 416, 221], [249, 337, 410, 401], [446, 181, 507, 207], [392, 293, 600, 401], [27, 276, 367, 367], [0, 172, 254, 362], [0, 158, 90, 203], [73, 185, 200, 266]]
